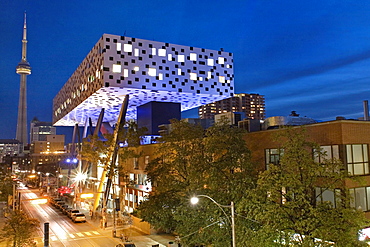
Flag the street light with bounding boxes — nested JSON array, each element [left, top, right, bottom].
[[191, 195, 236, 247]]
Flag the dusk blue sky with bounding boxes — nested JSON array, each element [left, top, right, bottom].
[[1, 1, 370, 140]]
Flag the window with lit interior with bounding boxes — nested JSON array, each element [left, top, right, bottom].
[[346, 144, 369, 175]]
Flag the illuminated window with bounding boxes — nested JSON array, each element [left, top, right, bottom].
[[158, 73, 163, 80], [133, 66, 140, 72], [168, 54, 172, 61], [158, 49, 166, 57], [207, 71, 212, 79], [226, 64, 231, 68], [116, 43, 121, 51], [148, 68, 156, 77], [218, 57, 225, 64], [207, 58, 214, 66], [178, 55, 185, 62], [124, 44, 132, 52], [112, 64, 121, 73], [134, 48, 139, 57], [219, 76, 225, 83], [347, 144, 369, 175], [190, 53, 197, 61], [151, 48, 156, 55], [190, 72, 197, 80], [123, 69, 129, 77], [177, 68, 182, 75]]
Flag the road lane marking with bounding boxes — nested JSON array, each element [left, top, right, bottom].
[[69, 234, 76, 238], [76, 232, 84, 237], [92, 231, 100, 235]]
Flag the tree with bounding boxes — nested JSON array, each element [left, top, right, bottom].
[[238, 127, 368, 246], [0, 210, 39, 247], [0, 177, 13, 202], [137, 119, 257, 246]]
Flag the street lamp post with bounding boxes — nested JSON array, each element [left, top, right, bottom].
[[191, 195, 236, 247]]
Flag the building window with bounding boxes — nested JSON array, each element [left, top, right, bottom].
[[314, 145, 339, 163], [190, 53, 197, 61], [316, 187, 341, 208], [112, 64, 121, 73], [349, 186, 370, 211], [265, 148, 283, 170], [189, 73, 197, 81], [134, 48, 139, 57], [124, 44, 132, 52], [148, 68, 156, 77], [347, 144, 369, 175], [178, 55, 185, 63], [134, 158, 139, 169], [116, 43, 121, 51], [158, 49, 166, 57]]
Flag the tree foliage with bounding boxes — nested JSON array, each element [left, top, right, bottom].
[[0, 210, 39, 247], [238, 127, 368, 246], [137, 119, 257, 246], [0, 177, 14, 202]]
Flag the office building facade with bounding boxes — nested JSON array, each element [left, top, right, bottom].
[[199, 93, 265, 120]]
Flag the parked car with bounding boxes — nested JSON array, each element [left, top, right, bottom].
[[62, 207, 72, 215], [68, 209, 80, 219], [72, 213, 86, 223], [55, 201, 65, 209], [50, 198, 62, 206], [60, 205, 70, 213]]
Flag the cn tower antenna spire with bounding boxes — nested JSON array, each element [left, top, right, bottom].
[[16, 11, 31, 147]]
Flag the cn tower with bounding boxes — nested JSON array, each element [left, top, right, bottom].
[[15, 12, 31, 146]]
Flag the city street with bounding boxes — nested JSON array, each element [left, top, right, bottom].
[[20, 188, 122, 247]]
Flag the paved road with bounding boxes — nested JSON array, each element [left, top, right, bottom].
[[21, 188, 122, 247]]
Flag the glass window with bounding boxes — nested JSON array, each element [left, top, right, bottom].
[[134, 48, 139, 57], [178, 55, 185, 63], [123, 69, 129, 78], [116, 43, 121, 51], [112, 64, 121, 73], [151, 48, 156, 55], [347, 144, 369, 175], [148, 68, 156, 77], [316, 188, 341, 208], [218, 57, 225, 64], [190, 53, 197, 61], [189, 73, 197, 81], [168, 54, 172, 61], [124, 44, 132, 52], [265, 148, 282, 170], [349, 187, 370, 211], [314, 145, 339, 163], [158, 49, 166, 57], [219, 76, 225, 83], [207, 58, 214, 66]]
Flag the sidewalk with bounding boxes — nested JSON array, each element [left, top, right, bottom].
[[79, 207, 177, 247]]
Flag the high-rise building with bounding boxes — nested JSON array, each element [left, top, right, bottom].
[[53, 34, 234, 127], [0, 139, 23, 163], [198, 93, 265, 120], [15, 12, 31, 146], [30, 118, 56, 143]]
